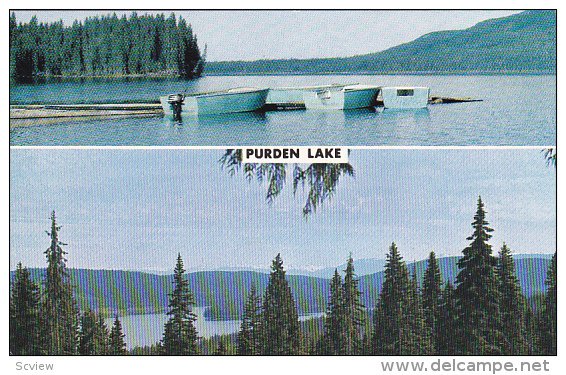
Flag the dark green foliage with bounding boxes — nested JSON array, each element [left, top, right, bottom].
[[404, 273, 433, 354], [422, 251, 443, 353], [161, 253, 199, 355], [214, 338, 227, 355], [436, 282, 458, 355], [108, 316, 127, 355], [42, 211, 80, 355], [496, 243, 528, 354], [454, 197, 504, 355], [79, 309, 109, 355], [372, 243, 414, 355], [342, 254, 366, 355], [237, 285, 263, 355], [322, 269, 347, 354], [220, 150, 354, 217], [9, 12, 205, 81], [208, 11, 555, 75], [539, 252, 557, 355], [262, 254, 302, 354], [9, 262, 42, 355]]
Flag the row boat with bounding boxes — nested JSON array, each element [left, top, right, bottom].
[[266, 83, 357, 105], [303, 84, 381, 110], [160, 87, 269, 116]]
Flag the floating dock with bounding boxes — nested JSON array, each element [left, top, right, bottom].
[[10, 97, 482, 127]]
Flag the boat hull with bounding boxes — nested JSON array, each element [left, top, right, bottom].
[[303, 86, 380, 110], [160, 88, 269, 116], [266, 84, 355, 105]]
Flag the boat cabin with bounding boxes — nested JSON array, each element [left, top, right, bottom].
[[381, 86, 430, 109]]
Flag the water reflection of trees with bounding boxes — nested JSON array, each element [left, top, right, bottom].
[[219, 149, 354, 216]]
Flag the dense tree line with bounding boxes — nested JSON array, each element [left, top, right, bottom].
[[10, 199, 557, 355], [9, 12, 205, 81]]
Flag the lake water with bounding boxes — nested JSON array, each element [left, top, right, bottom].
[[108, 307, 323, 349], [10, 75, 555, 146]]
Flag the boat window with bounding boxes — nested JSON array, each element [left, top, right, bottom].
[[397, 89, 414, 96]]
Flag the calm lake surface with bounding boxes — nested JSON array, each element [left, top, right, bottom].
[[107, 307, 323, 349], [10, 75, 555, 146]]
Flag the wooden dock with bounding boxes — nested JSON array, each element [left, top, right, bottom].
[[10, 97, 482, 127]]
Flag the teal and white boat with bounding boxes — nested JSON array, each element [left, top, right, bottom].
[[303, 84, 380, 110], [160, 87, 269, 116], [266, 83, 356, 105]]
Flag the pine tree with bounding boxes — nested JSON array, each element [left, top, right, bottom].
[[402, 272, 433, 354], [422, 251, 443, 353], [108, 316, 127, 355], [539, 252, 556, 355], [42, 211, 79, 355], [342, 254, 366, 355], [237, 285, 263, 355], [323, 269, 347, 354], [79, 309, 109, 355], [454, 197, 504, 355], [496, 243, 527, 354], [215, 338, 227, 355], [372, 242, 410, 355], [161, 253, 199, 355], [436, 282, 458, 355], [262, 254, 302, 354], [10, 262, 42, 355]]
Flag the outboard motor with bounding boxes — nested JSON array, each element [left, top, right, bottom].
[[167, 94, 184, 121]]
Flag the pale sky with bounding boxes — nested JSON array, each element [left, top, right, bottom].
[[10, 149, 555, 273], [12, 10, 520, 61]]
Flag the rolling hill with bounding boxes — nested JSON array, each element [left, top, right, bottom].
[[206, 10, 556, 75], [12, 255, 551, 320]]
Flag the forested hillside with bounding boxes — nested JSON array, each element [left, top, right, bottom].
[[207, 10, 556, 75], [9, 12, 205, 81]]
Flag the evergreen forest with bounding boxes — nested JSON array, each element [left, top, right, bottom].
[[9, 12, 206, 82], [10, 198, 557, 356]]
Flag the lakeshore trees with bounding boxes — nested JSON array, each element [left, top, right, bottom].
[[9, 12, 205, 81]]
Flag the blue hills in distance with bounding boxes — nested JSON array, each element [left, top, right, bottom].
[[13, 254, 551, 321], [207, 10, 556, 75]]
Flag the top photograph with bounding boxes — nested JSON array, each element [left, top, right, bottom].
[[9, 10, 556, 147]]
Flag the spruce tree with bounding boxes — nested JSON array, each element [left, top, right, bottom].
[[108, 316, 127, 355], [42, 211, 79, 355], [323, 269, 347, 354], [372, 242, 410, 355], [454, 197, 504, 355], [262, 254, 301, 355], [436, 282, 458, 355], [161, 253, 199, 355], [342, 254, 366, 355], [79, 309, 109, 355], [539, 252, 556, 355], [496, 243, 527, 354], [237, 285, 263, 355], [9, 262, 42, 355], [402, 272, 432, 355], [214, 338, 227, 355], [422, 251, 443, 354]]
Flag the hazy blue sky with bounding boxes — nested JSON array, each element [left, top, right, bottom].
[[12, 10, 520, 61], [10, 149, 555, 272]]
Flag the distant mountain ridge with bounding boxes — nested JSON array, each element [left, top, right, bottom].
[[12, 254, 551, 320], [207, 11, 555, 75]]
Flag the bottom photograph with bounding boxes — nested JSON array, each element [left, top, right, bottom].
[[9, 148, 556, 356]]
